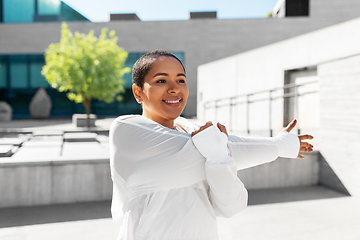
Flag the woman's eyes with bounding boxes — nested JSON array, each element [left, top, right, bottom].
[[155, 79, 186, 84]]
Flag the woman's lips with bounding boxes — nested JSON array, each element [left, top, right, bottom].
[[163, 98, 182, 107]]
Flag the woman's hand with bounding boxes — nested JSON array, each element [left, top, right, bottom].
[[191, 122, 228, 137], [283, 119, 314, 159]]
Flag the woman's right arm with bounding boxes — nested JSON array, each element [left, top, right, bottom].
[[191, 123, 248, 218], [110, 118, 207, 191]]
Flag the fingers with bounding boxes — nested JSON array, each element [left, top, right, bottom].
[[199, 121, 213, 132], [297, 154, 304, 159], [298, 136, 314, 155], [283, 119, 297, 133], [298, 134, 314, 141], [299, 146, 313, 153], [300, 141, 313, 149], [191, 121, 213, 137], [191, 121, 229, 137], [217, 122, 228, 137]]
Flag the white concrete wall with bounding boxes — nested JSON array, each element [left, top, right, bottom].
[[197, 16, 360, 196], [310, 0, 360, 20], [317, 55, 360, 196], [0, 159, 112, 208], [198, 16, 360, 129]]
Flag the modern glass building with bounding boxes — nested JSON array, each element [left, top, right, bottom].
[[0, 0, 185, 118], [0, 0, 89, 23]]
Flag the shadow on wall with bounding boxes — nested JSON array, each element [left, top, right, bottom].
[[318, 153, 351, 196], [245, 151, 351, 205]]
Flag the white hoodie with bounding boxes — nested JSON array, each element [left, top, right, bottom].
[[109, 115, 299, 240]]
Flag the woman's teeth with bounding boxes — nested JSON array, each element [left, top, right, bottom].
[[165, 100, 180, 103]]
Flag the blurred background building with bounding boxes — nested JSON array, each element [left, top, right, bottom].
[[197, 1, 360, 196], [1, 0, 360, 118]]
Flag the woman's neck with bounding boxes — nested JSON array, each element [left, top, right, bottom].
[[142, 113, 175, 129]]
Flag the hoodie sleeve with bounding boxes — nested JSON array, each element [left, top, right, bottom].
[[227, 132, 300, 170], [192, 126, 248, 218]]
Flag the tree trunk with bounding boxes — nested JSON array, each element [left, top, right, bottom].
[[83, 97, 92, 128]]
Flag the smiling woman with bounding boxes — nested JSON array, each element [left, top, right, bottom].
[[109, 50, 312, 240], [132, 53, 189, 128]]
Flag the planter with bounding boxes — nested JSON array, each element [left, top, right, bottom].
[[72, 114, 97, 127]]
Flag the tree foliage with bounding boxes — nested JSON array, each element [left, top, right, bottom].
[[42, 22, 130, 117]]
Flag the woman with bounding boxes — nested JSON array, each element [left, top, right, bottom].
[[109, 50, 313, 240]]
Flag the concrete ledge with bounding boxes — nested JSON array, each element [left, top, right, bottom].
[[0, 158, 111, 208], [63, 133, 98, 142], [0, 151, 323, 208], [238, 151, 319, 189], [0, 145, 13, 157]]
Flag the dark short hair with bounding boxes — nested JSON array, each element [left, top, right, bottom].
[[132, 50, 185, 88]]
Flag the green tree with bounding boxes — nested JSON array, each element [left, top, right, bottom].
[[42, 22, 130, 126]]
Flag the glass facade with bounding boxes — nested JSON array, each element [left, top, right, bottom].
[[60, 1, 89, 21], [3, 0, 35, 23], [38, 0, 61, 15], [0, 0, 88, 23], [0, 52, 185, 119]]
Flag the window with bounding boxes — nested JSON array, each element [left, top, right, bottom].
[[3, 0, 35, 23], [9, 55, 28, 89], [0, 56, 7, 88], [285, 0, 309, 17], [38, 0, 61, 15]]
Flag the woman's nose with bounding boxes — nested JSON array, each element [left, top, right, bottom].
[[168, 83, 180, 94]]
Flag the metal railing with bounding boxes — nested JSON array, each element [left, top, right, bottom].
[[203, 81, 318, 136]]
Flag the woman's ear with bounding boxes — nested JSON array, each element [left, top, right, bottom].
[[132, 84, 143, 103]]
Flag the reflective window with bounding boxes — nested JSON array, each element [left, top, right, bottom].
[[3, 0, 35, 23], [29, 55, 48, 88], [38, 0, 61, 15], [9, 56, 28, 89], [0, 57, 7, 88], [60, 2, 89, 21], [30, 63, 49, 88]]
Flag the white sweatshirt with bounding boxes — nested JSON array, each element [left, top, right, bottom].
[[109, 115, 299, 240]]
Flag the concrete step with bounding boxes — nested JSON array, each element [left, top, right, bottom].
[[0, 145, 13, 157], [63, 133, 98, 142]]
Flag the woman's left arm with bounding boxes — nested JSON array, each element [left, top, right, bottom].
[[227, 119, 313, 170], [192, 123, 248, 218]]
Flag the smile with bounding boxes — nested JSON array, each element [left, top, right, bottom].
[[163, 98, 182, 107], [164, 100, 181, 103]]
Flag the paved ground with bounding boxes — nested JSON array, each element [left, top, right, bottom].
[[1, 118, 360, 240], [0, 187, 358, 240]]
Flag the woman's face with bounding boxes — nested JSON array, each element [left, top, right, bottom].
[[133, 56, 189, 128]]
